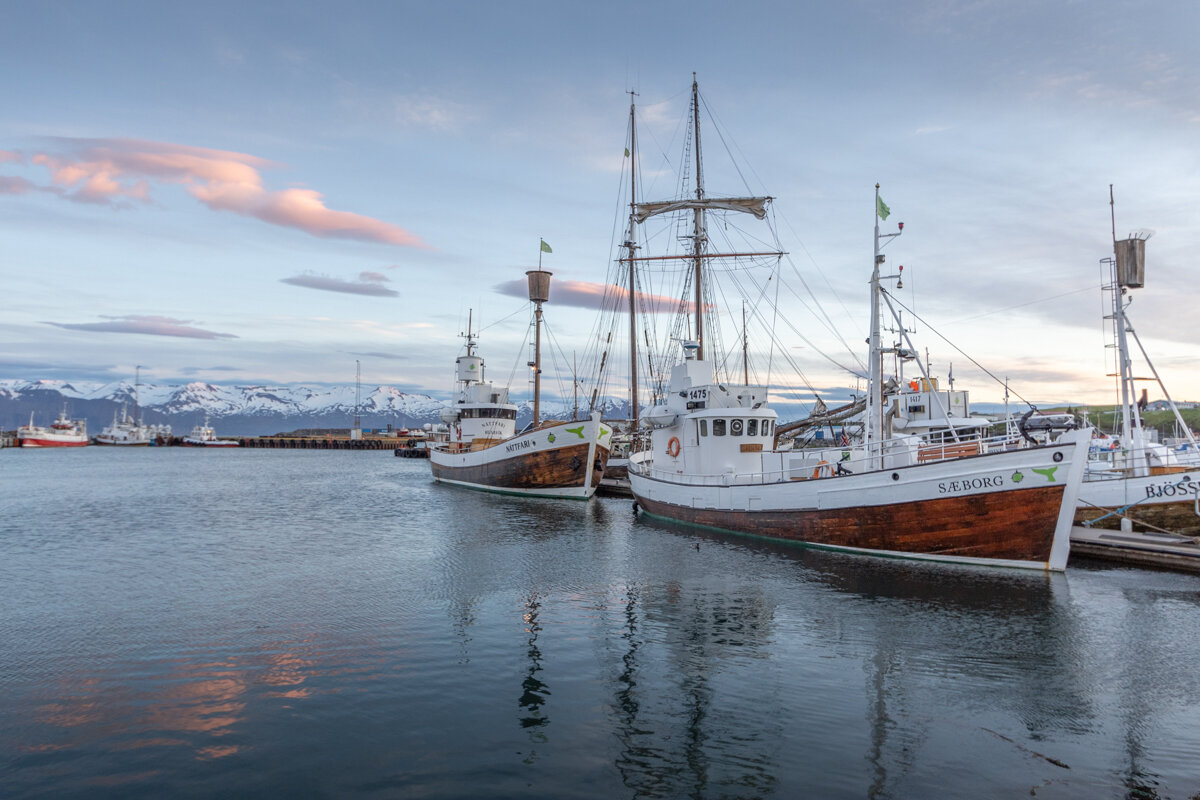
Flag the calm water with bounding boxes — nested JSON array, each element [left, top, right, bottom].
[[3, 448, 1200, 799]]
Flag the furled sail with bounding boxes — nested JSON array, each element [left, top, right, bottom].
[[633, 196, 772, 223]]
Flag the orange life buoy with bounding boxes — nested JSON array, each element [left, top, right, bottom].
[[812, 460, 831, 479], [666, 437, 681, 458]]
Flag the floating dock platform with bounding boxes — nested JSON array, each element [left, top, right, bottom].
[[1070, 525, 1200, 573]]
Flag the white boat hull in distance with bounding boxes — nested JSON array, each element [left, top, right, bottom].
[[629, 429, 1089, 571], [430, 413, 612, 500]]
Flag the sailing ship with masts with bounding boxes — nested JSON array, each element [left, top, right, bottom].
[[621, 76, 1090, 570], [429, 254, 612, 499]]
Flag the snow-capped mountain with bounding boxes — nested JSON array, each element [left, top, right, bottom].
[[0, 379, 641, 436], [0, 379, 447, 436]]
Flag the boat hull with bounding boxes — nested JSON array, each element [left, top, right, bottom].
[[17, 436, 88, 448], [181, 439, 239, 447], [629, 435, 1086, 571], [430, 415, 611, 499], [1076, 470, 1200, 533]]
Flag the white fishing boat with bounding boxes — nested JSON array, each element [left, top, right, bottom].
[[625, 78, 1089, 571], [429, 268, 612, 499], [17, 407, 88, 448], [181, 416, 238, 447]]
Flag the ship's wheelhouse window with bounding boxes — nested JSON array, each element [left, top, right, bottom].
[[699, 419, 708, 437], [747, 418, 758, 436], [763, 420, 772, 437], [712, 419, 726, 436], [460, 408, 516, 420], [730, 419, 744, 436]]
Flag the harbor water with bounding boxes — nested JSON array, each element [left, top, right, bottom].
[[3, 448, 1200, 798]]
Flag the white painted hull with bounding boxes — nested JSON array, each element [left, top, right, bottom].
[[629, 431, 1089, 571]]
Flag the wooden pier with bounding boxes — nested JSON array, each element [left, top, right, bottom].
[[236, 435, 412, 450]]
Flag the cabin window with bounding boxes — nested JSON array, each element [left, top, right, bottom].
[[713, 419, 726, 436], [730, 419, 744, 436], [747, 419, 758, 436], [699, 419, 708, 437], [763, 420, 772, 437]]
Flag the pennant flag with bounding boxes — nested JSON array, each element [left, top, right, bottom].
[[540, 239, 553, 254], [877, 195, 891, 221], [624, 147, 630, 157]]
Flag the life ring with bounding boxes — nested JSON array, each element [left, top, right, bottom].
[[666, 437, 681, 458], [812, 460, 832, 479]]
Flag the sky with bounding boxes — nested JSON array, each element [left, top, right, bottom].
[[2, 0, 1198, 414]]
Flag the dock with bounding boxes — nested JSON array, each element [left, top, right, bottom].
[[236, 435, 413, 450], [1070, 525, 1200, 573]]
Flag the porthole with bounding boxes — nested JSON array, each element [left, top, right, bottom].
[[730, 419, 744, 436], [1053, 452, 1064, 463], [892, 473, 900, 481]]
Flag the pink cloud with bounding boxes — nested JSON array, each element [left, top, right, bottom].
[[494, 278, 699, 314], [280, 273, 399, 297], [0, 150, 21, 164], [25, 138, 425, 247], [44, 314, 238, 340]]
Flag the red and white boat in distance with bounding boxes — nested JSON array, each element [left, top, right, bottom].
[[17, 408, 89, 448]]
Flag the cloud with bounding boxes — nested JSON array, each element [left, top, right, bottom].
[[351, 351, 408, 361], [0, 150, 21, 163], [0, 176, 36, 195], [24, 138, 426, 247], [281, 272, 399, 297], [493, 278, 696, 313], [44, 315, 238, 340]]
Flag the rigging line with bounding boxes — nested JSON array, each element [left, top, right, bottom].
[[720, 265, 820, 394], [477, 300, 535, 335], [883, 291, 1040, 410], [697, 91, 755, 196], [772, 206, 863, 357], [504, 305, 536, 394], [941, 283, 1099, 325]]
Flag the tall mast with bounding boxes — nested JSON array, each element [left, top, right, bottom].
[[527, 268, 552, 428], [134, 365, 142, 425], [867, 184, 884, 468], [627, 93, 640, 430], [690, 73, 706, 360], [1109, 185, 1138, 450]]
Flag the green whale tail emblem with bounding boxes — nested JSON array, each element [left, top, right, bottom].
[[565, 425, 586, 439], [1032, 466, 1059, 482]]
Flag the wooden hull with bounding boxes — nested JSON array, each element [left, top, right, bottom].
[[634, 484, 1066, 566], [430, 414, 612, 499], [629, 433, 1087, 571]]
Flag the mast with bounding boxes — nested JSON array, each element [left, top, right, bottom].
[[690, 73, 706, 360], [1109, 186, 1138, 455], [627, 93, 640, 430], [527, 268, 552, 428], [867, 185, 884, 467], [134, 365, 142, 425]]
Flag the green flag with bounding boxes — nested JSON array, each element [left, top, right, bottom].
[[540, 239, 552, 254], [877, 195, 891, 221], [624, 147, 630, 157]]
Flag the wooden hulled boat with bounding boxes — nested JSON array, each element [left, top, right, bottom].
[[429, 270, 612, 499]]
